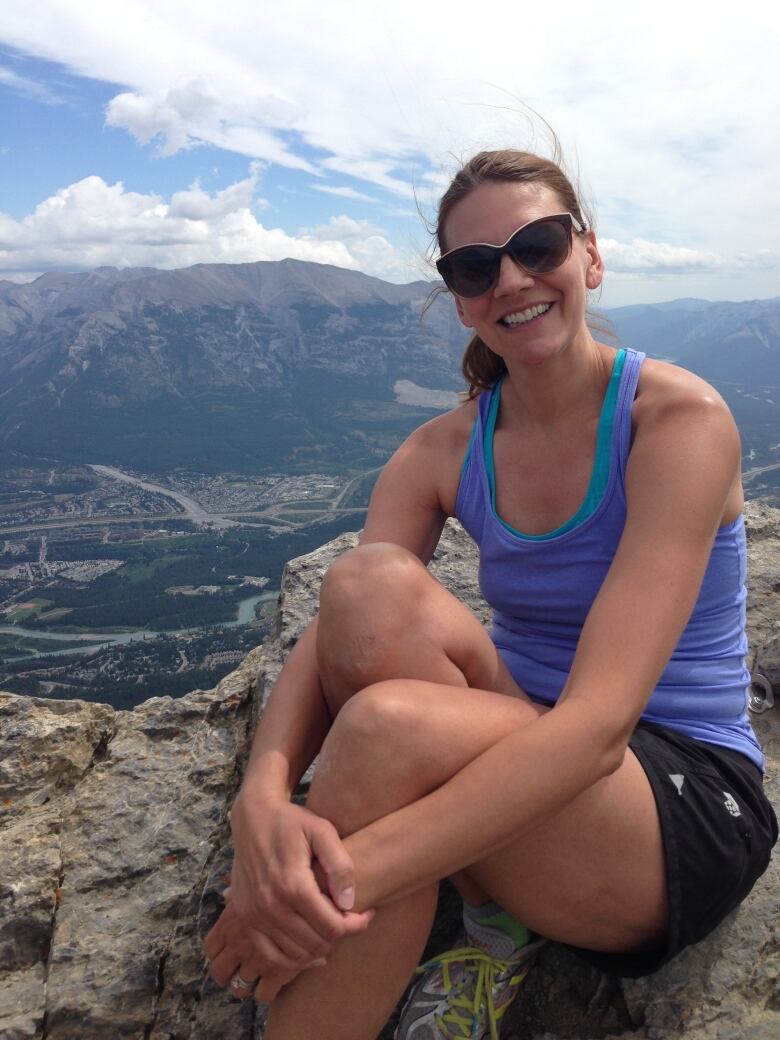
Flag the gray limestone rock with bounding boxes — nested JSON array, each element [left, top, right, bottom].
[[0, 508, 778, 1039]]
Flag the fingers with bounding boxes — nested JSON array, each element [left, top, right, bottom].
[[206, 906, 317, 985], [230, 966, 308, 1005], [204, 903, 373, 1008], [339, 906, 376, 935], [255, 967, 301, 1005], [203, 913, 228, 962], [228, 970, 257, 1000], [263, 923, 326, 965], [309, 819, 357, 910]]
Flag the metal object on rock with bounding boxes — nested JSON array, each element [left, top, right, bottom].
[[748, 672, 775, 714]]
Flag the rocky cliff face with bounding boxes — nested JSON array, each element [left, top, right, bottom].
[[1, 505, 778, 1040]]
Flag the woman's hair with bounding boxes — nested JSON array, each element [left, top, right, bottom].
[[433, 149, 595, 397]]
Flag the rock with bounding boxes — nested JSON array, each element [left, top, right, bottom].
[[0, 508, 778, 1039], [0, 658, 267, 1039], [745, 501, 780, 689]]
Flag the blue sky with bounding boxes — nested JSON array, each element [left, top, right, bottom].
[[0, 1, 778, 307]]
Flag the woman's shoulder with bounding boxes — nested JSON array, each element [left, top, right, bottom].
[[628, 356, 743, 520], [404, 393, 479, 456], [386, 395, 480, 518], [633, 355, 734, 428]]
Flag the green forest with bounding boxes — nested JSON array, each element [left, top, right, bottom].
[[22, 513, 365, 632]]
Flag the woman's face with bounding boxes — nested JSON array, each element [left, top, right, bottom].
[[441, 180, 603, 367]]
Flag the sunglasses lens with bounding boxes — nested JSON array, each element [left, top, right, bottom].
[[439, 246, 497, 298], [509, 219, 570, 273]]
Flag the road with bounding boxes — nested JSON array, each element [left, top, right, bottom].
[[89, 465, 217, 524], [743, 460, 780, 485], [0, 465, 371, 537]]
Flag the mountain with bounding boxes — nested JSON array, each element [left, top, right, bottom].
[[606, 297, 780, 380], [1, 259, 778, 478], [606, 297, 780, 477], [0, 260, 466, 473]]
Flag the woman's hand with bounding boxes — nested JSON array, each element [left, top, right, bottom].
[[231, 788, 374, 948], [204, 902, 315, 996], [203, 788, 375, 994]]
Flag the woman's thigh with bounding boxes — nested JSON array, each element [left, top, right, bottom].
[[463, 736, 668, 953]]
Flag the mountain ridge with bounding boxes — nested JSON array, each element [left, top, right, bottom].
[[0, 260, 465, 474], [1, 258, 778, 479]]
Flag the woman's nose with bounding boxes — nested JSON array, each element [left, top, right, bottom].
[[494, 253, 535, 295]]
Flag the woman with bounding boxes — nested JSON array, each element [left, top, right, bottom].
[[204, 150, 777, 1040]]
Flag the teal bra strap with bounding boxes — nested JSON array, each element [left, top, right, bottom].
[[484, 349, 627, 540]]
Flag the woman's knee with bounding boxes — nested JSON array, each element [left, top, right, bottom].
[[320, 681, 421, 776], [319, 543, 429, 621], [309, 681, 426, 828], [317, 544, 439, 697]]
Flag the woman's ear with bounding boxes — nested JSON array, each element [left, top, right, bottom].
[[584, 232, 604, 291], [454, 296, 474, 328]]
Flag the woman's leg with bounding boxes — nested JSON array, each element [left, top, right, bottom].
[[264, 545, 667, 1039]]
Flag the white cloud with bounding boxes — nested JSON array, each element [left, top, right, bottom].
[[312, 185, 377, 203], [0, 1, 778, 300], [0, 172, 420, 283], [168, 165, 268, 220], [319, 157, 417, 200], [105, 80, 316, 171], [0, 65, 62, 104], [735, 250, 780, 270], [303, 215, 418, 282], [305, 215, 382, 242], [598, 238, 723, 274]]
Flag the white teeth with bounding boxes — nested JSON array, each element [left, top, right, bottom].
[[501, 303, 552, 326]]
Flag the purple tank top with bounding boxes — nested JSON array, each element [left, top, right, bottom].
[[455, 348, 763, 770]]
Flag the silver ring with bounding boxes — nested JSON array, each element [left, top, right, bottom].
[[230, 972, 254, 991]]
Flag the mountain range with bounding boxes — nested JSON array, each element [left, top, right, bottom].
[[0, 261, 464, 473], [0, 259, 777, 477]]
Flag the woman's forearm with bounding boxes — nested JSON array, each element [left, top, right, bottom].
[[240, 618, 331, 801], [343, 700, 618, 910]]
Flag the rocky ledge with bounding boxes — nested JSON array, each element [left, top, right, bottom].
[[1, 503, 778, 1040]]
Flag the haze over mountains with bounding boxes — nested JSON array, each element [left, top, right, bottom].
[[1, 259, 778, 480]]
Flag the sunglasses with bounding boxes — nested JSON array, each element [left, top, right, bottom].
[[436, 212, 586, 298]]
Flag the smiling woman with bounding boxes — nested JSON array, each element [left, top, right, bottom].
[[203, 147, 777, 1040]]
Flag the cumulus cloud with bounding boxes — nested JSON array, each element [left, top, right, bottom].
[[302, 215, 419, 281], [0, 2, 778, 300], [168, 165, 268, 220], [0, 171, 418, 283], [105, 80, 316, 171]]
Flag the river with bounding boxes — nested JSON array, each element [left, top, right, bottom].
[[0, 590, 277, 660]]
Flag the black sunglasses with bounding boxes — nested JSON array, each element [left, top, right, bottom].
[[436, 212, 586, 298]]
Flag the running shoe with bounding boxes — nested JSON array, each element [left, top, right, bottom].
[[394, 936, 543, 1039]]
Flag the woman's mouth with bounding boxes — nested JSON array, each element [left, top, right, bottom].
[[499, 302, 553, 328]]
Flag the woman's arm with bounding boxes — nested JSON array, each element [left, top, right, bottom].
[[210, 408, 471, 970], [227, 620, 360, 922], [337, 378, 743, 910]]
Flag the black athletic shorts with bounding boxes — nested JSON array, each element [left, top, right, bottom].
[[570, 720, 778, 979]]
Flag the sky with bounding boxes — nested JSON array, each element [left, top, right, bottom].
[[0, 1, 778, 307]]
